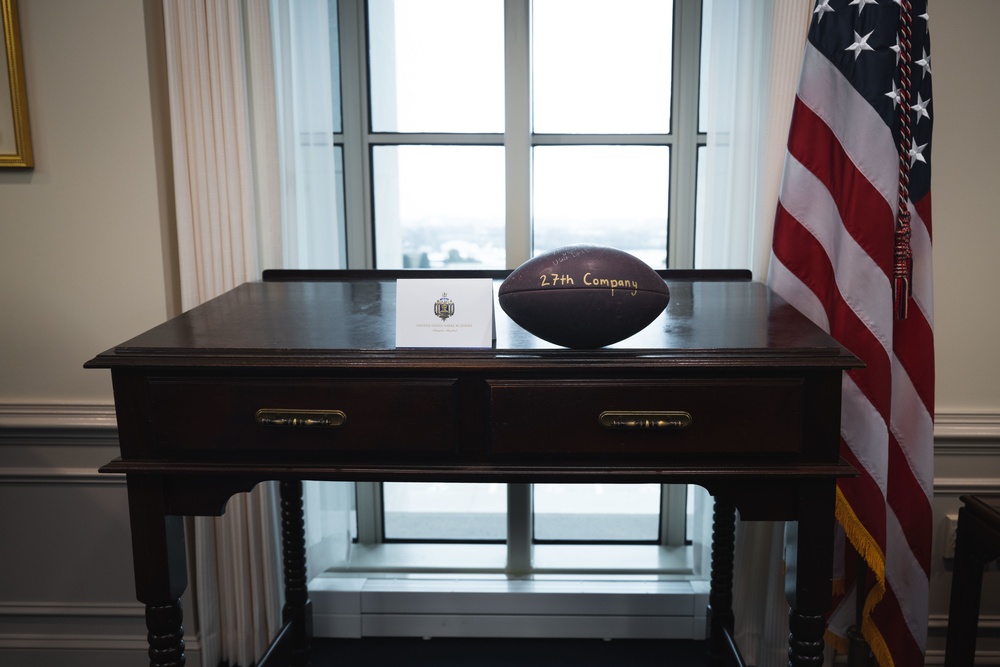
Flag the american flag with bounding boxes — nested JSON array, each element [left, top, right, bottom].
[[768, 1, 933, 665]]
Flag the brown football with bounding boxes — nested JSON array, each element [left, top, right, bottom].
[[498, 244, 669, 348]]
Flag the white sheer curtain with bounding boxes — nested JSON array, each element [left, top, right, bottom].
[[698, 1, 812, 666], [696, 0, 810, 282], [268, 0, 357, 579], [270, 0, 347, 269], [162, 2, 284, 665]]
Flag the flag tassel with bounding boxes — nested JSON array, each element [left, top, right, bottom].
[[893, 208, 913, 320]]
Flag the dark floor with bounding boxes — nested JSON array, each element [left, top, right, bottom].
[[312, 638, 708, 666]]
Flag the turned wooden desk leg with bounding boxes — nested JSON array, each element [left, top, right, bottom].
[[785, 482, 836, 667], [280, 480, 313, 666], [707, 498, 736, 666], [126, 475, 188, 667]]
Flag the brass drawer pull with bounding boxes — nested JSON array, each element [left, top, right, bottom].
[[599, 411, 692, 430], [255, 409, 347, 428]]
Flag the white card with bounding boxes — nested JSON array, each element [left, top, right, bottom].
[[395, 278, 495, 348]]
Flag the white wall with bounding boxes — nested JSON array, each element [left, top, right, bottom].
[[0, 0, 173, 406], [0, 0, 997, 664], [932, 0, 1000, 413], [925, 0, 1000, 659]]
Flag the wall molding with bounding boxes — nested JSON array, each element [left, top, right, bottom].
[[932, 477, 1000, 495], [0, 403, 119, 453], [1, 404, 996, 480], [935, 411, 1000, 443], [0, 403, 117, 431], [2, 403, 997, 438], [0, 467, 122, 484]]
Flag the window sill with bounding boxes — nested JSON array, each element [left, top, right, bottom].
[[322, 542, 699, 576]]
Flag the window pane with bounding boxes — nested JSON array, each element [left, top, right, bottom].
[[532, 0, 673, 134], [533, 146, 669, 268], [368, 0, 504, 133], [534, 484, 660, 542], [383, 482, 507, 541], [373, 145, 505, 269]]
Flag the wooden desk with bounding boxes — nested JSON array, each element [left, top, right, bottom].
[[87, 270, 860, 667]]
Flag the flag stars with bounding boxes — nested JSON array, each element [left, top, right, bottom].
[[916, 49, 932, 76], [910, 142, 928, 166], [850, 0, 879, 13], [846, 30, 876, 59], [912, 93, 931, 122], [886, 80, 901, 107], [814, 0, 835, 22]]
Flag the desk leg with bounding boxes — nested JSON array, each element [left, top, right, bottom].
[[280, 480, 312, 666], [126, 475, 188, 667], [707, 498, 736, 666], [943, 503, 988, 667], [785, 482, 836, 667]]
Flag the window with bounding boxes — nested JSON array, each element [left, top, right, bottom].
[[290, 0, 711, 577]]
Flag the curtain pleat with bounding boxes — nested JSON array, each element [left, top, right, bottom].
[[162, 2, 283, 666]]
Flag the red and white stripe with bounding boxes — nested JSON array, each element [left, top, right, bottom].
[[768, 41, 934, 666]]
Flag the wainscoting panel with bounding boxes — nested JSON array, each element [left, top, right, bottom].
[[0, 405, 203, 667], [2, 404, 998, 665]]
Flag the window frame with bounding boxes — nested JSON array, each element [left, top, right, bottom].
[[332, 0, 706, 573]]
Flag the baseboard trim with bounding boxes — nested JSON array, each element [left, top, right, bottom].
[[0, 600, 203, 657], [0, 602, 144, 618], [0, 635, 149, 651]]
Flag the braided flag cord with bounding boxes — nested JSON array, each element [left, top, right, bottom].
[[768, 1, 933, 665], [894, 0, 915, 319]]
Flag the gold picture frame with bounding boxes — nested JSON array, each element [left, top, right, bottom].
[[1, 0, 32, 168]]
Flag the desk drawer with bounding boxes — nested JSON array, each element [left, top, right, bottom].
[[147, 377, 459, 453], [488, 379, 802, 456]]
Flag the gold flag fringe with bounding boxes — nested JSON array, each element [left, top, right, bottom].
[[834, 486, 895, 667]]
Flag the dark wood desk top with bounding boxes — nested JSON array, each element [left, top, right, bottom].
[[86, 272, 858, 371]]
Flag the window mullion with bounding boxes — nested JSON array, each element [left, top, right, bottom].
[[368, 133, 503, 146], [355, 481, 384, 545], [504, 0, 531, 267], [506, 483, 533, 575], [667, 0, 703, 269], [339, 0, 374, 269], [660, 484, 689, 547], [532, 134, 672, 146]]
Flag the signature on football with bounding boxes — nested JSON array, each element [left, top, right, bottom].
[[538, 272, 640, 296]]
